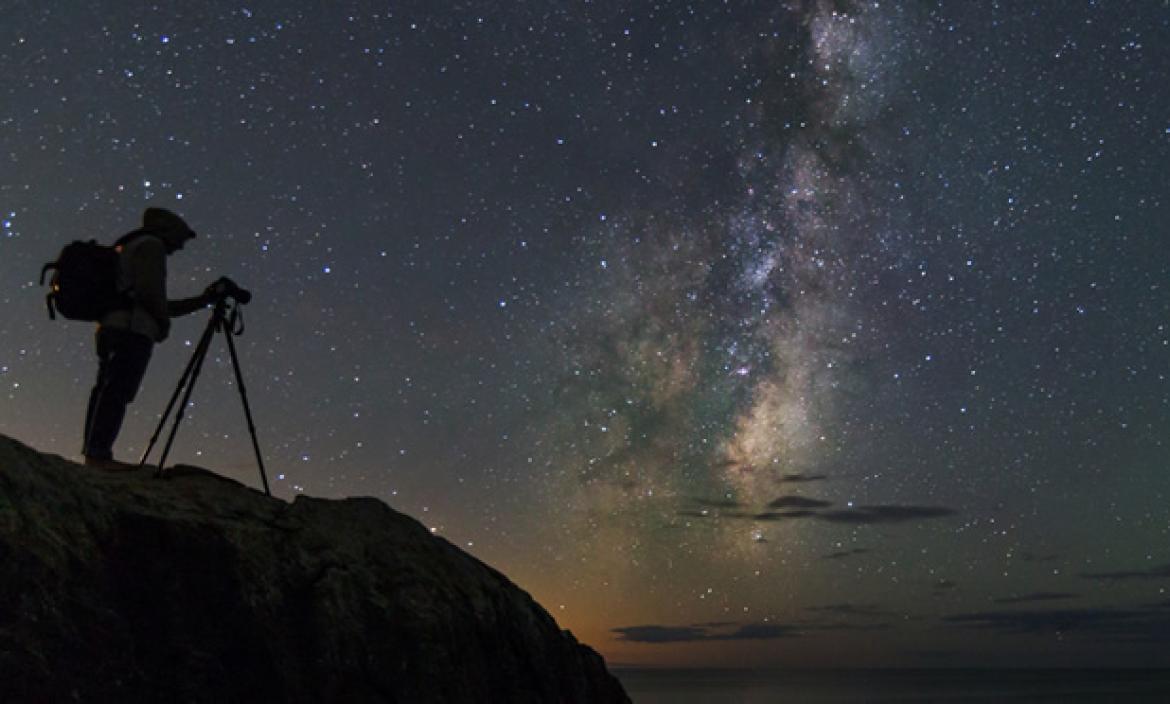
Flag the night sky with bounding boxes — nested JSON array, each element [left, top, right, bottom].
[[3, 1, 1169, 669]]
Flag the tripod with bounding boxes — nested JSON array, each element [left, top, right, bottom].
[[139, 297, 271, 496]]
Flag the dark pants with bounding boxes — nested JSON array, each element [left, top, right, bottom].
[[83, 328, 153, 460]]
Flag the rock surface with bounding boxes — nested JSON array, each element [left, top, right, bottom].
[[0, 434, 629, 703]]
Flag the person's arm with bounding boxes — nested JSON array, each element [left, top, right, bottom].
[[131, 237, 212, 322], [168, 294, 212, 317]]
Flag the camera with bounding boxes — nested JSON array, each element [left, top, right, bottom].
[[208, 276, 252, 305]]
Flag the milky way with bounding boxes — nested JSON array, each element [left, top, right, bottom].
[[542, 2, 914, 550]]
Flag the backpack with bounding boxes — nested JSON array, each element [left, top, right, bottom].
[[40, 238, 134, 321]]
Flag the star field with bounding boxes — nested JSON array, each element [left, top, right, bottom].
[[2, 1, 1169, 668]]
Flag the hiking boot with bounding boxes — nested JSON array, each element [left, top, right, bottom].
[[84, 456, 140, 472]]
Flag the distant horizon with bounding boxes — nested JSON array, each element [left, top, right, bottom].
[[609, 665, 1170, 672]]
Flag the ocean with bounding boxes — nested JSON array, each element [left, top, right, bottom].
[[613, 668, 1170, 703]]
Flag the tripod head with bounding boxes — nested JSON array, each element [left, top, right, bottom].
[[208, 276, 252, 305]]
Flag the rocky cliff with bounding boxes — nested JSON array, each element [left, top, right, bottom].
[[0, 434, 629, 703]]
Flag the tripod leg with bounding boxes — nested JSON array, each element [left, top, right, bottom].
[[154, 317, 216, 476], [140, 315, 218, 467], [222, 321, 271, 496]]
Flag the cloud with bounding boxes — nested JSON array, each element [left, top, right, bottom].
[[722, 623, 800, 640], [824, 548, 869, 559], [752, 510, 817, 521], [993, 592, 1078, 604], [941, 607, 1170, 642], [780, 473, 828, 483], [1079, 563, 1170, 581], [611, 617, 897, 644], [612, 622, 800, 643], [610, 625, 710, 643], [806, 603, 890, 618], [680, 501, 957, 526], [767, 495, 833, 509], [816, 505, 956, 524], [677, 500, 956, 528], [944, 608, 1137, 633]]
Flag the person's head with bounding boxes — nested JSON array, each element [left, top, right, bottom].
[[142, 207, 196, 254]]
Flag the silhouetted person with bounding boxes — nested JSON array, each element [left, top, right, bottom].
[[83, 208, 217, 471]]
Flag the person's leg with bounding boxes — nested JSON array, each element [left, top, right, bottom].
[[83, 328, 153, 461], [82, 329, 109, 458]]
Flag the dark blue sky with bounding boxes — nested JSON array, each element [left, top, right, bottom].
[[2, 1, 1168, 668]]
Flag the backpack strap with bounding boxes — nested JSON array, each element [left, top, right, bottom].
[[39, 262, 57, 319], [111, 230, 165, 307]]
